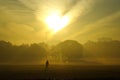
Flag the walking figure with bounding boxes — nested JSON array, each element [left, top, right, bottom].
[[45, 60, 49, 71]]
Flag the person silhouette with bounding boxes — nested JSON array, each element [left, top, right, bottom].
[[45, 60, 49, 71]]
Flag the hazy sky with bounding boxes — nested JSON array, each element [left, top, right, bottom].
[[0, 0, 120, 45]]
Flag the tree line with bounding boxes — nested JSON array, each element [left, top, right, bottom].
[[0, 38, 120, 64]]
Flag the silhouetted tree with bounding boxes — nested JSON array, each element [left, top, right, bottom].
[[84, 39, 120, 58], [0, 41, 47, 64], [0, 41, 13, 63], [0, 38, 120, 64], [50, 40, 83, 62]]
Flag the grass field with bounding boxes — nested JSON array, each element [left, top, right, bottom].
[[0, 65, 120, 80]]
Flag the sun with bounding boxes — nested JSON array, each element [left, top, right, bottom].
[[45, 13, 70, 32]]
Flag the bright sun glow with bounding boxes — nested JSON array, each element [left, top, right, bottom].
[[45, 13, 70, 32]]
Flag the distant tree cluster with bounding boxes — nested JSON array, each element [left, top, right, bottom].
[[50, 40, 83, 62], [84, 39, 120, 58], [0, 41, 47, 64], [0, 38, 120, 64]]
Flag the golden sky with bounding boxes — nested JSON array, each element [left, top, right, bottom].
[[0, 0, 120, 45]]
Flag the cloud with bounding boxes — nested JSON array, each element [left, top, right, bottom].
[[66, 0, 96, 22], [0, 0, 120, 44], [16, 0, 99, 30], [0, 23, 46, 44], [18, 0, 41, 10], [66, 11, 120, 39], [19, 0, 97, 23], [47, 0, 102, 42]]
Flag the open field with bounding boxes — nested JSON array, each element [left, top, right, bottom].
[[0, 65, 120, 80]]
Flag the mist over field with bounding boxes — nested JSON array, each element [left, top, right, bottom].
[[0, 38, 120, 65], [0, 39, 120, 80]]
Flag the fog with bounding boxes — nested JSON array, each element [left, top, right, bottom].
[[0, 38, 120, 65]]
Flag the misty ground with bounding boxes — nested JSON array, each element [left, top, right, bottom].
[[0, 64, 120, 80]]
